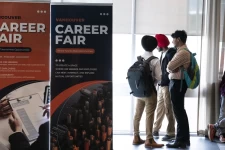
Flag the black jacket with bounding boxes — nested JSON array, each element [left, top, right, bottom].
[[159, 47, 176, 86], [9, 121, 49, 150]]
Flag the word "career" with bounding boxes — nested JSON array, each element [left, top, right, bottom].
[[0, 22, 46, 43], [55, 25, 108, 45]]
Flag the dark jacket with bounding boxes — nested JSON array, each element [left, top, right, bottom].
[[159, 47, 176, 86], [9, 121, 49, 150]]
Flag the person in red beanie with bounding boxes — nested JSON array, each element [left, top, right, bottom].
[[153, 34, 177, 141]]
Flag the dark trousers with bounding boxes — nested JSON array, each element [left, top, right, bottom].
[[169, 79, 190, 141]]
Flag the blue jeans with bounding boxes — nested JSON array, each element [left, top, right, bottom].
[[215, 95, 225, 135]]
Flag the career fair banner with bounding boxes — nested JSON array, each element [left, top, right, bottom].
[[51, 4, 113, 150], [0, 2, 50, 149]]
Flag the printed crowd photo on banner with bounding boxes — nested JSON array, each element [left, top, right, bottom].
[[50, 3, 113, 150], [0, 2, 50, 150]]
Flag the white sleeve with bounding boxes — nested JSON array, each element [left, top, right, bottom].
[[150, 59, 162, 82]]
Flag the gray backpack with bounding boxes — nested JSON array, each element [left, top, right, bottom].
[[127, 56, 157, 97]]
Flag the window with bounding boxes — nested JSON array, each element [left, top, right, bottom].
[[113, 34, 133, 133], [219, 1, 225, 75]]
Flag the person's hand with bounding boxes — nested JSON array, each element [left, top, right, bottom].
[[8, 112, 22, 132], [40, 104, 50, 119], [0, 99, 12, 118]]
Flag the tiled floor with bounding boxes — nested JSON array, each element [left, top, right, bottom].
[[113, 135, 225, 150]]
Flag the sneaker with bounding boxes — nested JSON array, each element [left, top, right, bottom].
[[208, 124, 216, 141], [220, 135, 225, 143], [153, 131, 159, 136], [162, 135, 175, 141]]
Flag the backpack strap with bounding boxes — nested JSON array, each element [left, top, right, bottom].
[[137, 56, 143, 61], [145, 56, 158, 76], [134, 56, 158, 94], [180, 67, 184, 92], [183, 48, 193, 67], [137, 56, 157, 64], [146, 56, 158, 94], [180, 48, 195, 91], [180, 48, 190, 92], [144, 56, 158, 75], [145, 56, 157, 63]]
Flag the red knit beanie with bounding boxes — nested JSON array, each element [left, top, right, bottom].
[[155, 34, 170, 48]]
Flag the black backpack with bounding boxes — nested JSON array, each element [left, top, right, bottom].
[[127, 56, 157, 98]]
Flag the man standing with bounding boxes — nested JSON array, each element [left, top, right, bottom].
[[166, 30, 191, 148], [132, 35, 164, 148], [153, 34, 176, 141]]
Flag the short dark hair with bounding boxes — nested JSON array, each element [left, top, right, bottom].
[[171, 30, 187, 44], [141, 35, 158, 52]]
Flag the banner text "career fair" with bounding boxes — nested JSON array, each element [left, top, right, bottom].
[[0, 23, 46, 43], [55, 25, 108, 45]]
